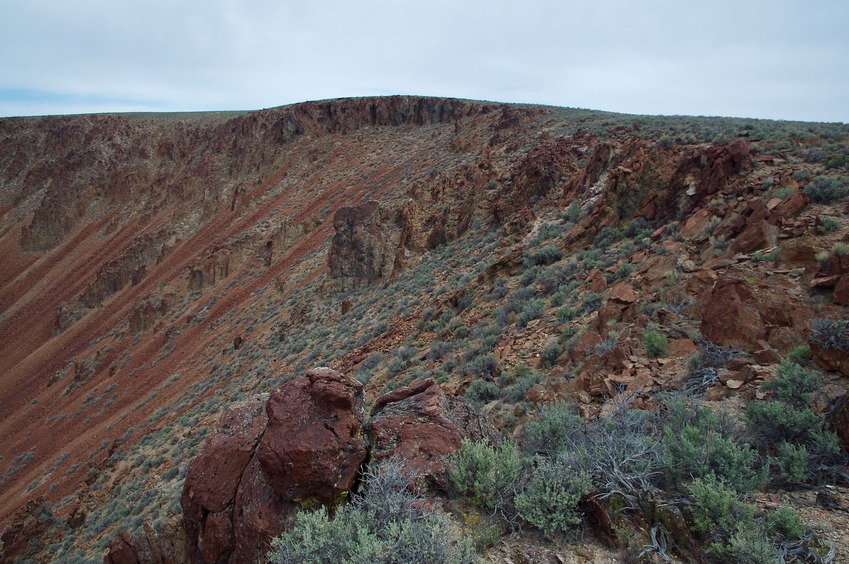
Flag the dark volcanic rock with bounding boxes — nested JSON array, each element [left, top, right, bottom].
[[366, 379, 498, 490], [256, 367, 367, 504], [180, 368, 367, 563], [182, 398, 268, 563], [328, 200, 404, 286]]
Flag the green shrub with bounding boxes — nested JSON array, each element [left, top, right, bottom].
[[540, 342, 562, 368], [523, 402, 584, 456], [803, 175, 849, 203], [593, 226, 622, 248], [555, 305, 576, 322], [817, 216, 839, 234], [643, 330, 668, 358], [561, 201, 583, 223], [466, 353, 498, 378], [746, 401, 845, 484], [581, 293, 603, 313], [514, 455, 592, 537], [548, 287, 568, 306], [269, 461, 476, 564], [502, 371, 542, 403], [516, 299, 544, 328], [746, 401, 820, 446], [751, 247, 781, 262], [785, 345, 811, 366], [529, 246, 563, 266], [810, 318, 849, 351], [464, 379, 499, 406], [662, 423, 766, 493], [688, 475, 758, 558], [726, 525, 779, 563], [774, 441, 809, 484], [450, 439, 524, 517], [766, 505, 804, 542], [764, 361, 819, 409], [561, 404, 662, 518]]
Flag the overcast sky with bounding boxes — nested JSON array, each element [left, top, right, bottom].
[[1, 1, 847, 122]]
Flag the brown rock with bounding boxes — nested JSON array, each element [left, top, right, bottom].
[[367, 379, 497, 490], [668, 338, 697, 358], [570, 331, 602, 364], [182, 398, 269, 563], [182, 368, 368, 563], [257, 368, 367, 504], [104, 532, 141, 564], [730, 219, 779, 254], [609, 282, 637, 304], [772, 189, 808, 221], [699, 278, 765, 350], [833, 276, 849, 306], [811, 340, 849, 377], [587, 269, 608, 293], [679, 208, 713, 241], [328, 201, 404, 286]]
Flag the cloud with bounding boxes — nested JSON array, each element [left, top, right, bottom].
[[1, 0, 847, 121]]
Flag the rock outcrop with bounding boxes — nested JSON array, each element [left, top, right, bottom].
[[180, 368, 367, 563], [698, 277, 811, 352], [366, 379, 498, 490], [328, 201, 404, 287]]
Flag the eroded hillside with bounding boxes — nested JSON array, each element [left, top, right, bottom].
[[0, 97, 848, 562]]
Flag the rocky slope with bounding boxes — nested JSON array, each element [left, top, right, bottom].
[[0, 96, 848, 562]]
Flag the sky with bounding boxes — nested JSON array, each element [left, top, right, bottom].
[[1, 1, 847, 122]]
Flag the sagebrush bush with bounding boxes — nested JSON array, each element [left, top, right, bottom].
[[662, 423, 766, 493], [746, 400, 845, 484], [764, 360, 819, 409], [268, 460, 476, 564], [516, 299, 544, 328], [810, 318, 849, 351], [803, 175, 849, 203], [528, 245, 563, 266], [464, 379, 499, 406], [817, 215, 839, 234], [688, 475, 758, 558], [766, 505, 804, 542], [540, 342, 562, 368], [774, 441, 809, 484], [450, 439, 523, 518], [523, 402, 584, 456], [643, 330, 667, 358], [785, 344, 811, 366], [514, 454, 592, 538], [593, 226, 622, 248], [555, 305, 576, 323]]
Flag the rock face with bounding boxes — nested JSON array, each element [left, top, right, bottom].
[[181, 368, 367, 563], [366, 379, 498, 490], [328, 201, 404, 286], [181, 398, 269, 563], [175, 373, 494, 563], [103, 520, 187, 564], [698, 277, 811, 352], [256, 367, 367, 505]]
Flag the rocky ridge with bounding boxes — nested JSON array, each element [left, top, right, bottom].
[[0, 96, 847, 561]]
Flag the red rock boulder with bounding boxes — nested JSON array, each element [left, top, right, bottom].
[[182, 397, 269, 563], [699, 277, 812, 352], [256, 367, 367, 504], [181, 368, 368, 563], [699, 278, 765, 350], [366, 379, 497, 490]]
